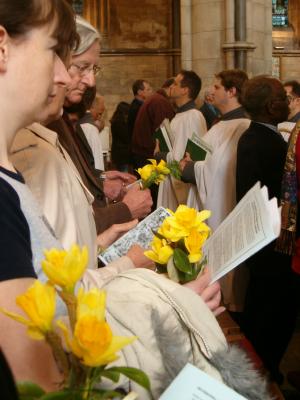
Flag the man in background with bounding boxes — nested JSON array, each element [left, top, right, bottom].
[[284, 80, 300, 123], [128, 79, 153, 139], [132, 78, 175, 170]]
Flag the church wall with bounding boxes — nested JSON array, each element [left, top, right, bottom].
[[93, 0, 174, 120], [97, 54, 173, 118], [187, 0, 226, 92], [279, 55, 300, 81], [247, 0, 273, 76], [184, 0, 273, 94], [84, 0, 275, 117]]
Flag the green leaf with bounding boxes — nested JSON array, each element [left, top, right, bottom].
[[107, 367, 151, 391], [90, 389, 124, 399], [173, 248, 193, 274], [142, 171, 159, 189], [18, 382, 45, 399], [167, 161, 182, 180], [99, 368, 120, 383], [40, 390, 81, 400]]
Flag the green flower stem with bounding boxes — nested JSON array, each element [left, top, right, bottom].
[[82, 367, 93, 399]]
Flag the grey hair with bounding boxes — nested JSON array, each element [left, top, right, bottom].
[[73, 15, 101, 56]]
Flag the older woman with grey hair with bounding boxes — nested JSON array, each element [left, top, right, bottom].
[[47, 16, 154, 234]]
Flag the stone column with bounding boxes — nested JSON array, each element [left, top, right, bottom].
[[234, 0, 247, 69], [224, 0, 235, 69], [181, 0, 192, 70], [172, 0, 181, 74], [222, 0, 256, 71]]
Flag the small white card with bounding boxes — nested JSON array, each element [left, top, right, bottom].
[[159, 363, 247, 400]]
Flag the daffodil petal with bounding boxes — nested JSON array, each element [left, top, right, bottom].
[[0, 308, 31, 326], [27, 327, 45, 340]]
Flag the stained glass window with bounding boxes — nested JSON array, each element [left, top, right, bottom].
[[272, 0, 289, 27]]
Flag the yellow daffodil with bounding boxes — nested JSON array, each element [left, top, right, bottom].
[[76, 287, 106, 320], [144, 236, 174, 264], [150, 159, 170, 175], [158, 218, 184, 242], [167, 206, 211, 237], [0, 281, 56, 340], [137, 164, 155, 181], [184, 229, 209, 263], [57, 288, 136, 367], [42, 245, 88, 293]]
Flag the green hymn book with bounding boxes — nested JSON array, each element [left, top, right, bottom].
[[154, 125, 172, 153], [185, 133, 213, 161]]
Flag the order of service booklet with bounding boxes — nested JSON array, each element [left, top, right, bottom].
[[159, 363, 247, 400], [185, 132, 213, 161], [99, 182, 281, 285], [203, 181, 281, 283], [99, 207, 172, 265]]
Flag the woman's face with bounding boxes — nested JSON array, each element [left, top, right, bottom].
[[7, 23, 70, 125]]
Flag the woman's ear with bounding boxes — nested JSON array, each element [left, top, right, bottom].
[[0, 26, 9, 73]]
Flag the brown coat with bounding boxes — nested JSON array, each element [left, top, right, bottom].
[[47, 115, 132, 233]]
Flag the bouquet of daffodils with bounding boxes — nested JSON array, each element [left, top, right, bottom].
[[145, 205, 211, 283], [1, 245, 150, 400], [137, 159, 181, 189]]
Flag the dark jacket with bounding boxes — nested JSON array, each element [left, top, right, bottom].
[[132, 92, 175, 159], [111, 101, 131, 165], [128, 98, 143, 140]]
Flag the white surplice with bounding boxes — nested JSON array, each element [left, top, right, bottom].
[[187, 118, 250, 230], [157, 109, 207, 210], [186, 118, 251, 311], [81, 122, 105, 171]]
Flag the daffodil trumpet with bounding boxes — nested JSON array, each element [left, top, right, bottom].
[[145, 205, 211, 283]]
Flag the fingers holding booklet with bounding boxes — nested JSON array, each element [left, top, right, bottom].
[[184, 268, 225, 316]]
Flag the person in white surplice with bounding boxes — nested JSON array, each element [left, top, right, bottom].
[[155, 70, 207, 209], [180, 69, 250, 314]]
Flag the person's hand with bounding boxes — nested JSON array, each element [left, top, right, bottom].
[[97, 219, 138, 248], [126, 244, 155, 269], [184, 268, 225, 316], [153, 139, 160, 155], [179, 152, 192, 172], [106, 170, 136, 184], [122, 185, 153, 219], [103, 179, 123, 201]]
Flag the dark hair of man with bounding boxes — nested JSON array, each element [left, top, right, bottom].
[[215, 69, 248, 103], [284, 80, 300, 98], [162, 77, 175, 88], [132, 80, 147, 96], [241, 75, 289, 124], [179, 70, 202, 100], [0, 0, 78, 63]]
